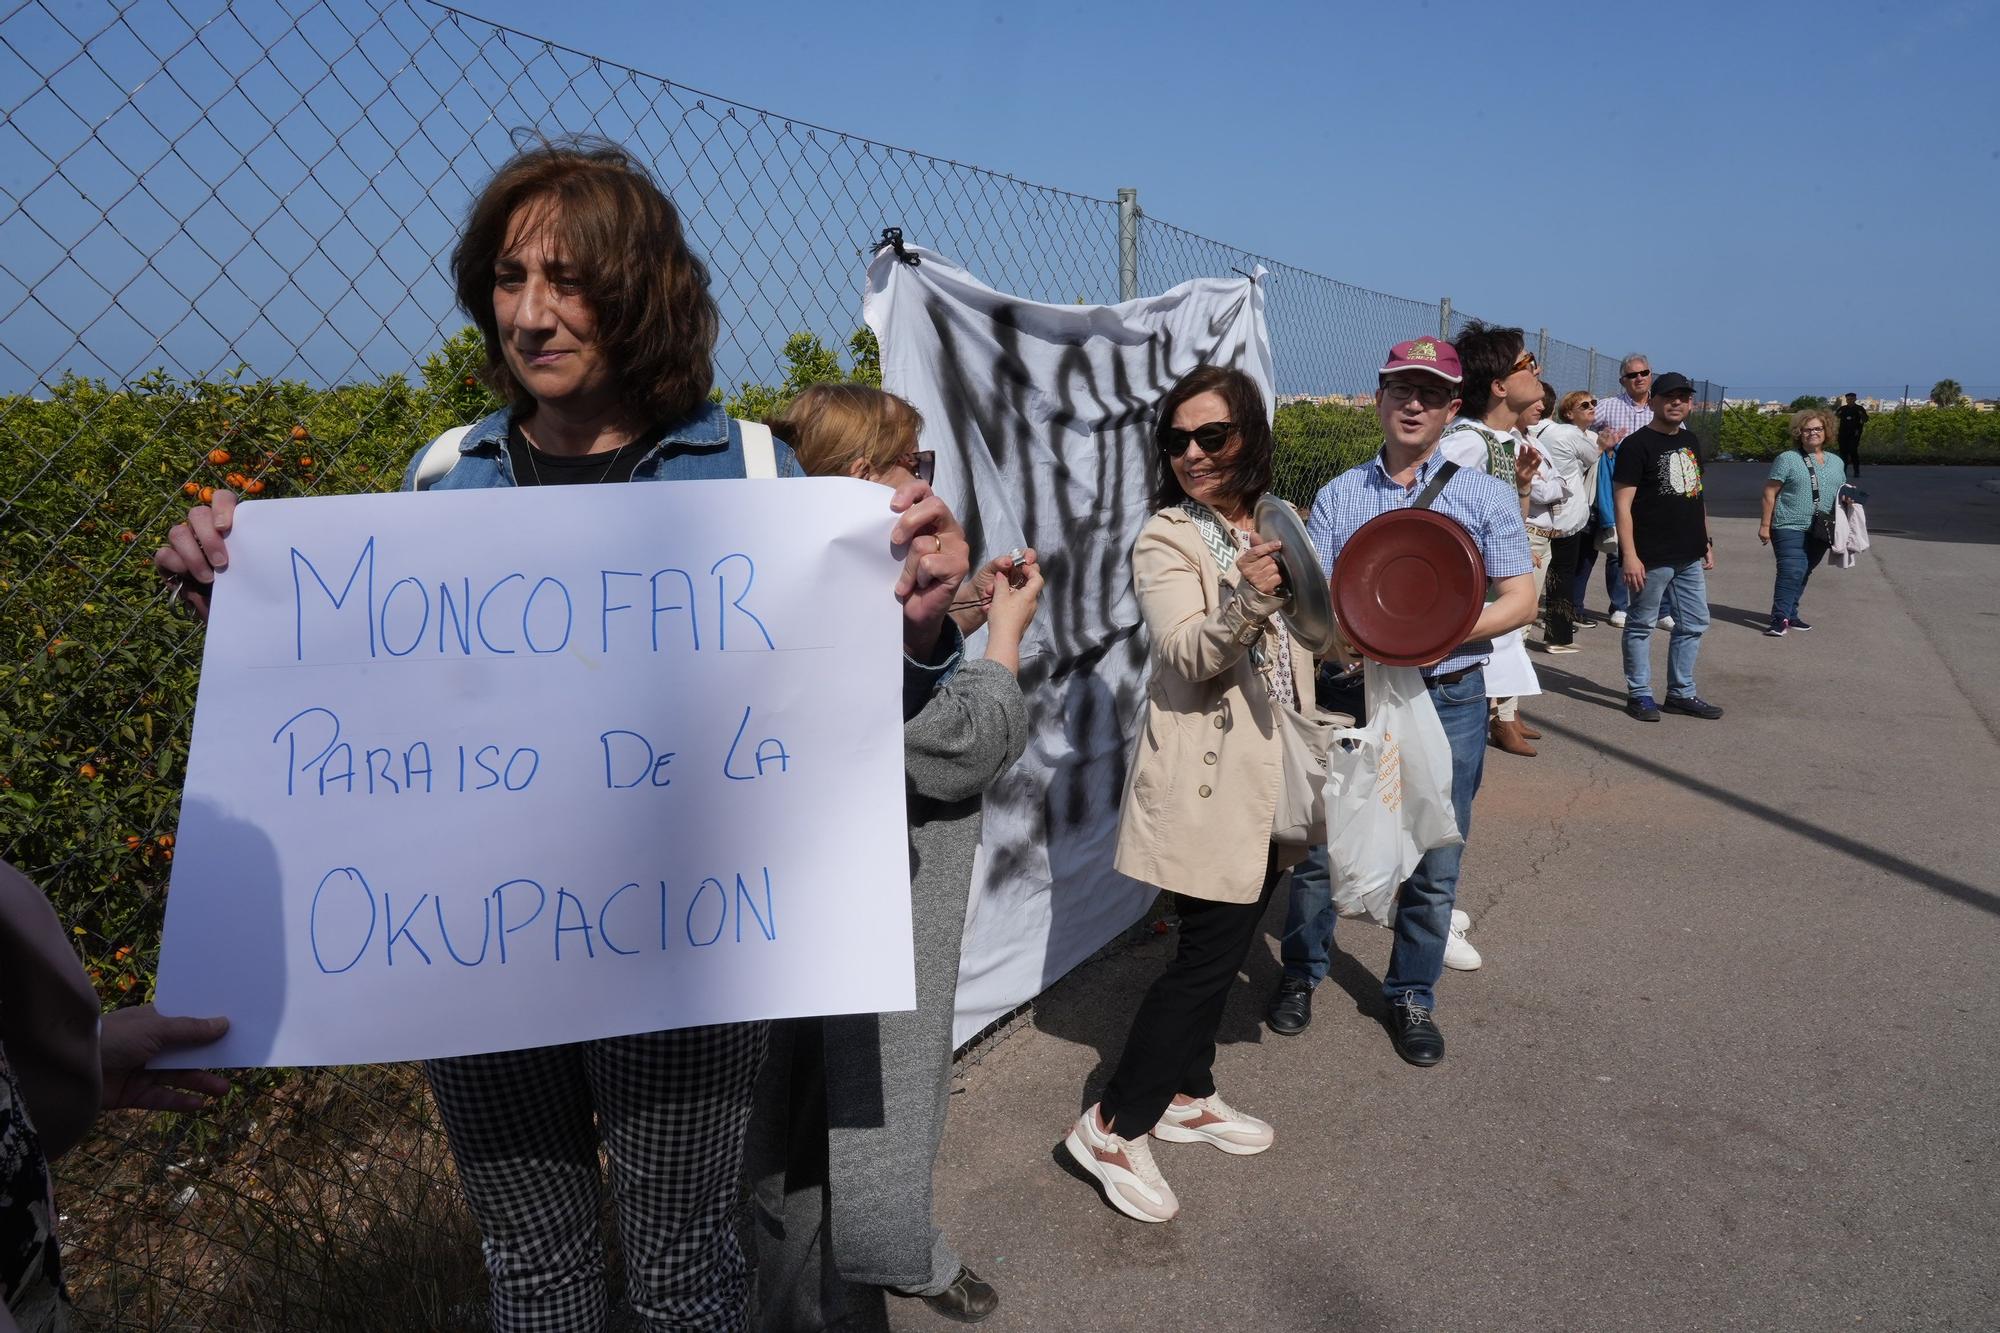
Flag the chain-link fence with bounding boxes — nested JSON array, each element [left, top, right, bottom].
[[2, 1, 1722, 1325]]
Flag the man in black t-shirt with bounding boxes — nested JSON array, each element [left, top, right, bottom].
[[1836, 393, 1868, 477], [1612, 372, 1723, 722]]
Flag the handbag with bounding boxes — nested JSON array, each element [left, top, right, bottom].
[[1272, 703, 1339, 848], [1806, 453, 1836, 546]]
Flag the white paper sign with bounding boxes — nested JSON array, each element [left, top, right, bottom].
[[153, 479, 914, 1067]]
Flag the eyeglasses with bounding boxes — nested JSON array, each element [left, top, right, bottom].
[[1381, 380, 1456, 409], [1799, 426, 1826, 437], [896, 450, 936, 484], [1159, 422, 1236, 456], [1511, 350, 1540, 375], [1621, 369, 1652, 380]]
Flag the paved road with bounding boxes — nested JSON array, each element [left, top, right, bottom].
[[894, 462, 2000, 1333]]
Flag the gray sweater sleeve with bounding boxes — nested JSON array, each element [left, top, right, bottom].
[[903, 658, 1030, 804]]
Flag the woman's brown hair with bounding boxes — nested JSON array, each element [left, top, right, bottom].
[[768, 384, 923, 479], [452, 137, 719, 425], [1150, 364, 1274, 512]]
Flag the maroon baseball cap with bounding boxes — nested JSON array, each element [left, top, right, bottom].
[[1379, 337, 1463, 383]]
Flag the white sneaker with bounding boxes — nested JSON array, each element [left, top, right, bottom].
[[1451, 908, 1471, 932], [1610, 610, 1627, 627], [1444, 922, 1483, 971], [1152, 1092, 1274, 1156], [1658, 613, 1676, 631], [1064, 1105, 1179, 1222]]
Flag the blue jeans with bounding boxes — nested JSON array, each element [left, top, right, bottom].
[[1281, 666, 1490, 1011], [1622, 561, 1710, 699], [1769, 526, 1828, 623]]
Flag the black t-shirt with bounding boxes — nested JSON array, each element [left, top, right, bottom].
[[505, 422, 662, 486], [1836, 402, 1868, 442], [1612, 424, 1708, 567]]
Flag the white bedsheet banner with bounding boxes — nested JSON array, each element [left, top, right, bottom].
[[864, 249, 1274, 1045], [153, 480, 913, 1067]]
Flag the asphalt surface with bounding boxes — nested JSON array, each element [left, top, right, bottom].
[[892, 463, 2000, 1333]]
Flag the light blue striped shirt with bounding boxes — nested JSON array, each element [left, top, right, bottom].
[[1305, 448, 1534, 675]]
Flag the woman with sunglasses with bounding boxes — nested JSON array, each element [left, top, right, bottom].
[[749, 383, 1040, 1326], [1533, 390, 1605, 652], [1063, 364, 1321, 1224]]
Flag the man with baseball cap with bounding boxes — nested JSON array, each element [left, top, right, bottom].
[[1613, 371, 1724, 722], [1268, 337, 1536, 1067]]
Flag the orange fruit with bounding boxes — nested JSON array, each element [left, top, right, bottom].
[[299, 456, 314, 467], [463, 375, 477, 387], [125, 835, 143, 849], [244, 478, 266, 495], [199, 486, 214, 502], [79, 762, 97, 779], [208, 448, 230, 465], [119, 530, 136, 542], [182, 481, 200, 496], [291, 424, 310, 440], [157, 834, 174, 848]]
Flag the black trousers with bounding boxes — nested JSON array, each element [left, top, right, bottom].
[[1840, 437, 1861, 476], [1543, 531, 1588, 645], [1099, 848, 1286, 1138]]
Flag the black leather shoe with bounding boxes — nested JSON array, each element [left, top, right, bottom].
[[1266, 975, 1314, 1035], [921, 1267, 999, 1324], [1388, 998, 1445, 1067]]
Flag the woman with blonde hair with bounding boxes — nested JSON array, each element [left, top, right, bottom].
[[749, 383, 1040, 1327], [1757, 406, 1847, 636], [1533, 389, 1604, 652]]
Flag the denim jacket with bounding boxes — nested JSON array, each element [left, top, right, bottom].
[[397, 400, 805, 491], [396, 400, 960, 711]]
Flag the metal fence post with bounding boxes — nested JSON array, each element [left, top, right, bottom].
[[1537, 327, 1548, 369], [1439, 297, 1451, 339], [1587, 348, 1598, 395], [1117, 188, 1139, 302]]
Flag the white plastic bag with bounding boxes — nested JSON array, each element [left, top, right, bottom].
[[1325, 662, 1463, 926]]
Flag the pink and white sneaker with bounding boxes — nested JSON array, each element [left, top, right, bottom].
[[1063, 1104, 1179, 1222], [1151, 1092, 1274, 1156]]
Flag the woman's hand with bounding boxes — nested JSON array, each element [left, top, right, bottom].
[[983, 556, 1045, 676], [1236, 539, 1287, 598], [953, 547, 1036, 634], [99, 1005, 232, 1113], [1513, 441, 1544, 493], [154, 490, 239, 621], [889, 481, 970, 657]]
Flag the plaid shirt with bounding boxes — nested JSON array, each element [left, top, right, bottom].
[[1594, 391, 1655, 444], [1305, 447, 1534, 676]]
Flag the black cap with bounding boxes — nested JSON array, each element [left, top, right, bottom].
[[1652, 371, 1694, 397]]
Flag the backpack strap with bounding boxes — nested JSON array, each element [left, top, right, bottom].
[[413, 424, 474, 491], [736, 419, 777, 480]]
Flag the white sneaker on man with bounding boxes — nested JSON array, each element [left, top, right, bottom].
[[1064, 1105, 1179, 1222], [1451, 908, 1471, 932], [1444, 921, 1482, 971], [1152, 1092, 1274, 1156], [1658, 613, 1676, 631], [1610, 610, 1627, 627]]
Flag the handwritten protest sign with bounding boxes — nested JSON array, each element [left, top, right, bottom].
[[153, 479, 914, 1067]]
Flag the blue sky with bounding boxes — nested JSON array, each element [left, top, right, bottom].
[[459, 0, 1998, 393]]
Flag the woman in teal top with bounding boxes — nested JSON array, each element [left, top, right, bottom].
[[1757, 407, 1847, 635]]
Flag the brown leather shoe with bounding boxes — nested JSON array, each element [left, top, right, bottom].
[[1518, 718, 1542, 740], [1490, 717, 1537, 756]]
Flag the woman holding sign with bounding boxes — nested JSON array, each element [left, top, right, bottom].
[[1062, 365, 1320, 1224], [747, 384, 1040, 1326], [154, 140, 970, 1333]]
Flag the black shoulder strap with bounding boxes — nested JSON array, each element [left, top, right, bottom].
[[1412, 460, 1460, 511]]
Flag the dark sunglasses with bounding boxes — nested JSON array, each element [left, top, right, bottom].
[[1621, 369, 1652, 380], [897, 450, 936, 484], [1159, 422, 1236, 457], [1580, 399, 1598, 409]]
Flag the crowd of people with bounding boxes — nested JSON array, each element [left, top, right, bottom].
[[1, 136, 1865, 1333]]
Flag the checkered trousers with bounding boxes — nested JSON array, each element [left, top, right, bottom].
[[426, 1022, 771, 1333]]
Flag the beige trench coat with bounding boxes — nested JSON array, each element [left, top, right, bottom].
[[1113, 506, 1323, 904]]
